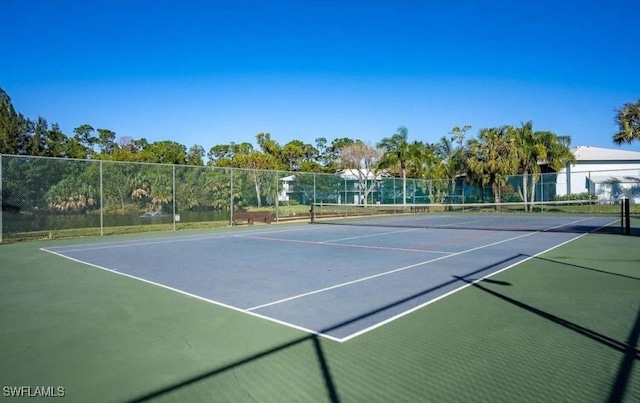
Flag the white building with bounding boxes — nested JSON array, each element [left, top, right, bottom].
[[278, 169, 389, 204], [556, 146, 640, 202]]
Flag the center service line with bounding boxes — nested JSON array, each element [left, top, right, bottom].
[[246, 231, 538, 311]]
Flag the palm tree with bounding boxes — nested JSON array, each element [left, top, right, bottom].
[[613, 99, 640, 145], [130, 173, 150, 202], [511, 122, 542, 208], [377, 126, 426, 205], [465, 126, 518, 208], [532, 130, 575, 200], [150, 174, 173, 212], [433, 126, 470, 202], [45, 178, 97, 213], [511, 122, 575, 209]]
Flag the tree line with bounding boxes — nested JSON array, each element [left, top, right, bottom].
[[2, 86, 639, 210]]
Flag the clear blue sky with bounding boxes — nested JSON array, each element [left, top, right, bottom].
[[3, 0, 640, 153]]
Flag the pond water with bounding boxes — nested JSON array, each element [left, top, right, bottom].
[[2, 210, 231, 233]]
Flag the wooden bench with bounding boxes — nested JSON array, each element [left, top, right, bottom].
[[232, 211, 273, 225], [410, 206, 429, 213]]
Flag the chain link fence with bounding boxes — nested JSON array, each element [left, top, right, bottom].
[[1, 154, 639, 242]]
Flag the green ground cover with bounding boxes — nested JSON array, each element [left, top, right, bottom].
[[0, 227, 638, 402]]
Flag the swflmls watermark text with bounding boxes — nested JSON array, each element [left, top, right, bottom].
[[3, 386, 65, 398]]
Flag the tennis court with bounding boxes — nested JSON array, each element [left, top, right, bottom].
[[44, 200, 632, 341], [310, 199, 629, 233], [43, 207, 617, 342], [1, 204, 639, 402]]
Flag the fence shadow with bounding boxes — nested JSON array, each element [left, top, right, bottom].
[[127, 333, 339, 403], [126, 254, 523, 402], [127, 253, 639, 402], [454, 275, 640, 403], [530, 255, 640, 281]]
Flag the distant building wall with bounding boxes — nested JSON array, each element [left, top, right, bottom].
[[556, 161, 640, 199]]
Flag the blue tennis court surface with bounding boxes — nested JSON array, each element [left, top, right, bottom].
[[42, 225, 583, 341]]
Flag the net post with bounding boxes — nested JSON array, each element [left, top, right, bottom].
[[625, 198, 631, 235], [620, 198, 625, 234]]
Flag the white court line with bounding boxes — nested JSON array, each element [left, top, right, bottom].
[[246, 231, 539, 311], [42, 215, 609, 343], [46, 225, 325, 253], [236, 234, 452, 254], [337, 217, 607, 342], [39, 247, 343, 343], [338, 232, 587, 342], [247, 216, 596, 312], [320, 227, 423, 243], [44, 228, 252, 250]]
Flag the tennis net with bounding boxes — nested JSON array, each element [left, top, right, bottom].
[[310, 200, 629, 234]]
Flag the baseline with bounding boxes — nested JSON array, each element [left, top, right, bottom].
[[44, 225, 327, 254], [39, 247, 344, 343]]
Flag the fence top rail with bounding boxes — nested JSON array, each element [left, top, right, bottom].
[[2, 153, 638, 182], [0, 153, 302, 173]]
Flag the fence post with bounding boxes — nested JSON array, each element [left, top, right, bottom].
[[0, 154, 3, 243], [275, 173, 279, 223], [393, 178, 396, 204], [344, 176, 347, 205], [100, 160, 104, 237], [172, 165, 176, 231], [230, 169, 234, 225], [413, 179, 416, 204], [462, 180, 466, 204]]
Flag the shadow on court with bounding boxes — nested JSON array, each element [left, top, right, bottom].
[[127, 333, 340, 403], [126, 256, 523, 402], [125, 251, 637, 403], [454, 275, 640, 403], [530, 255, 640, 281]]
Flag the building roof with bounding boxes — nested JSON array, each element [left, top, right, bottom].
[[279, 169, 388, 181], [571, 146, 640, 161], [338, 169, 388, 180]]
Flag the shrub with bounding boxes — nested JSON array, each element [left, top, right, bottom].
[[553, 193, 596, 201]]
